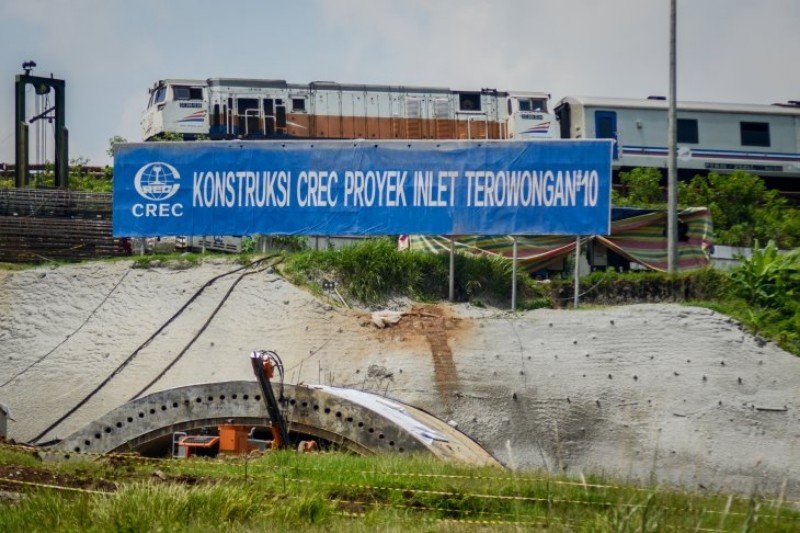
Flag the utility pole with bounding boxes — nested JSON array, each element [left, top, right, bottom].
[[667, 0, 678, 272]]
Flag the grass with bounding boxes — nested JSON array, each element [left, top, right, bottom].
[[0, 251, 263, 271], [284, 237, 550, 307], [0, 446, 798, 531], [689, 297, 800, 355]]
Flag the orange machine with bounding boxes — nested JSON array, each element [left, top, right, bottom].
[[218, 423, 258, 454], [175, 424, 258, 458], [174, 434, 219, 458]]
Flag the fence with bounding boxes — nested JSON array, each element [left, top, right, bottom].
[[0, 188, 123, 262]]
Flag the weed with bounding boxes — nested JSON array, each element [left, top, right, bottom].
[[0, 449, 798, 532]]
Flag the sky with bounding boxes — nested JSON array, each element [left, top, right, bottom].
[[0, 0, 798, 165]]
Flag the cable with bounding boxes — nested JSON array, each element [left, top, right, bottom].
[[28, 257, 274, 444], [131, 264, 275, 399]]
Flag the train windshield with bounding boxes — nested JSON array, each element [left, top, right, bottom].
[[173, 86, 203, 101], [150, 86, 167, 107], [518, 98, 547, 112]]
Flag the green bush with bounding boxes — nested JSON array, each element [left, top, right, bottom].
[[680, 171, 800, 248], [727, 241, 800, 352], [617, 167, 664, 206], [551, 268, 730, 306], [284, 237, 547, 306]]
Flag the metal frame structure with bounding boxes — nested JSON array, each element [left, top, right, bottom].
[[15, 67, 68, 188]]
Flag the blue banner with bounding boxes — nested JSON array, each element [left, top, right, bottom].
[[113, 140, 612, 237]]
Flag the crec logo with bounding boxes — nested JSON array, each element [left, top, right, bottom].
[[134, 162, 181, 201]]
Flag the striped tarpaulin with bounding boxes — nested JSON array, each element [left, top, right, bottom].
[[406, 207, 713, 273]]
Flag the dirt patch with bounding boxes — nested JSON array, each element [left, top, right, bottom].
[[373, 305, 466, 408], [0, 464, 117, 492]]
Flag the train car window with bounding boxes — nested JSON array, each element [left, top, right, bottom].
[[292, 98, 306, 112], [459, 93, 481, 112], [677, 119, 698, 144], [276, 105, 287, 128], [154, 87, 167, 104], [237, 98, 259, 113], [596, 116, 614, 139], [173, 86, 191, 101], [507, 99, 513, 115], [263, 99, 274, 116], [740, 122, 770, 147], [189, 88, 203, 100], [531, 99, 546, 112]]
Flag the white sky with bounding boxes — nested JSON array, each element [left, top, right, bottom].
[[1, 0, 798, 165]]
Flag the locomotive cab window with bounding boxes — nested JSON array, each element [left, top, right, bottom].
[[292, 98, 306, 112], [677, 119, 698, 144], [172, 86, 203, 101], [459, 93, 481, 112], [154, 87, 167, 105], [517, 98, 546, 112], [740, 121, 770, 147]]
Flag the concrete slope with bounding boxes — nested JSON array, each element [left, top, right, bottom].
[[0, 260, 798, 497]]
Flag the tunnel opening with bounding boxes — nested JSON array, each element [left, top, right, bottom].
[[129, 423, 343, 458]]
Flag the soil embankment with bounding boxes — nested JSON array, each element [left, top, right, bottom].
[[0, 260, 798, 497]]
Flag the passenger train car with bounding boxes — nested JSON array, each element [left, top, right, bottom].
[[142, 78, 557, 142], [554, 96, 800, 182]]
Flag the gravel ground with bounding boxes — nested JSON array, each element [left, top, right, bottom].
[[0, 259, 798, 497]]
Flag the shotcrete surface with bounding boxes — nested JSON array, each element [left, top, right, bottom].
[[0, 260, 798, 497]]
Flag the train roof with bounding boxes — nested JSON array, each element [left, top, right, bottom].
[[556, 96, 800, 116], [205, 77, 527, 97], [155, 78, 206, 87]]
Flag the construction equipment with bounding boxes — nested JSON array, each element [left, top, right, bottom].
[[172, 349, 292, 458], [249, 349, 290, 449], [173, 423, 263, 458]]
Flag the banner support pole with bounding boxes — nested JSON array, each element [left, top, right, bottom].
[[448, 237, 455, 302], [511, 236, 518, 311], [574, 236, 581, 309]]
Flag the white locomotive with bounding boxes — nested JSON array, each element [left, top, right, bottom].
[[142, 78, 556, 142], [554, 96, 800, 181]]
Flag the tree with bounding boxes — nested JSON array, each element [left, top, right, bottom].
[[680, 171, 800, 248], [107, 136, 127, 158], [617, 168, 664, 206]]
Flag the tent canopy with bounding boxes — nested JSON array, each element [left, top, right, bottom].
[[405, 207, 713, 273]]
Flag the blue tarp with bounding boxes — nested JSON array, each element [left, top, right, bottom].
[[113, 140, 612, 237]]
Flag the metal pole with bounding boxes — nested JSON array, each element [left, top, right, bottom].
[[511, 237, 518, 311], [448, 237, 455, 301], [573, 236, 581, 309], [667, 0, 678, 273], [14, 76, 28, 188], [54, 83, 68, 189]]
